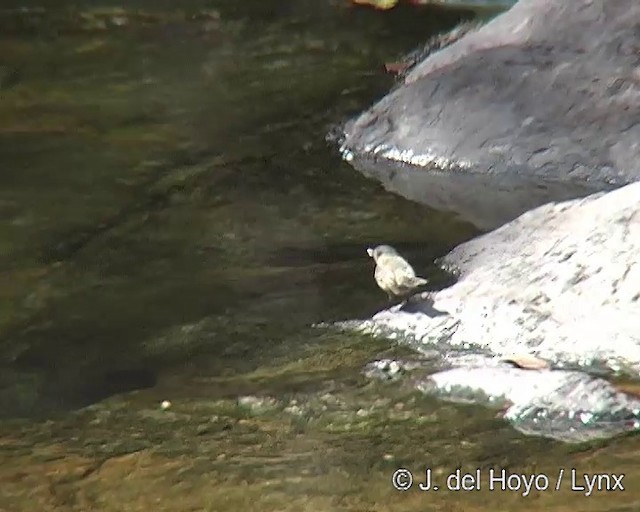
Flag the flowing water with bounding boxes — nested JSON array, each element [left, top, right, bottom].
[[1, 1, 639, 511]]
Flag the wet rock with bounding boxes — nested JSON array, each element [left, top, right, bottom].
[[390, 21, 481, 78], [283, 404, 304, 416], [140, 319, 219, 359], [373, 359, 402, 378], [418, 367, 640, 443], [343, 183, 640, 441], [363, 358, 421, 380], [353, 183, 640, 374], [337, 0, 640, 229], [237, 395, 279, 414]]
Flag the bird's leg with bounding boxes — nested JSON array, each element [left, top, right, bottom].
[[386, 293, 407, 310], [396, 291, 413, 309]]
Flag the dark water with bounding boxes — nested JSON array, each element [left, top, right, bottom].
[[1, 2, 639, 511], [0, 0, 477, 416]]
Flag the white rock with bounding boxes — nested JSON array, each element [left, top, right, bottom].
[[420, 366, 640, 442], [367, 183, 640, 372]]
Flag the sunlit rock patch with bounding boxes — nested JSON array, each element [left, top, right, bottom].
[[339, 145, 472, 172]]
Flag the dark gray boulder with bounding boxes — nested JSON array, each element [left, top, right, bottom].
[[338, 0, 640, 229]]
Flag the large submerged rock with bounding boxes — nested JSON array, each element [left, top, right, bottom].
[[365, 358, 640, 443], [338, 0, 640, 229], [338, 182, 640, 442]]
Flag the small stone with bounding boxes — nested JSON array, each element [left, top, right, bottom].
[[238, 396, 259, 407], [356, 408, 368, 417], [284, 405, 302, 416], [382, 453, 394, 461], [160, 400, 171, 410]]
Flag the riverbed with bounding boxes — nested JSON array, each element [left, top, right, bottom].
[[1, 1, 639, 511]]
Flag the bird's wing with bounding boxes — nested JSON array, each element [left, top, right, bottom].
[[389, 259, 417, 284], [374, 263, 394, 288]]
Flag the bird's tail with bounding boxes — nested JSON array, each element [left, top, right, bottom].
[[410, 276, 428, 287]]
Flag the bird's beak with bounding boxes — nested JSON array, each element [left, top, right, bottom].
[[366, 248, 374, 257]]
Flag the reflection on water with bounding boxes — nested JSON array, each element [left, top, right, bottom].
[[1, 1, 639, 511], [0, 0, 475, 416]]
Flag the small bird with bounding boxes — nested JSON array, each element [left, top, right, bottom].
[[367, 245, 428, 302]]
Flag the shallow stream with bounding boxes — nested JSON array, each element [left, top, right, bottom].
[[1, 1, 639, 511]]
